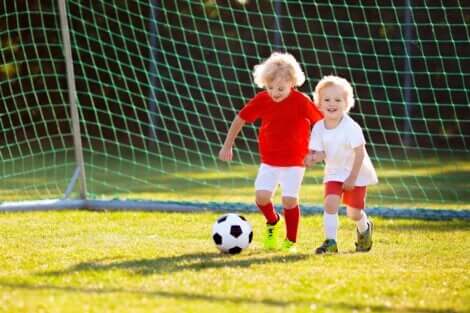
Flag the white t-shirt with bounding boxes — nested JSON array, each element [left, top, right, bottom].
[[309, 114, 378, 186]]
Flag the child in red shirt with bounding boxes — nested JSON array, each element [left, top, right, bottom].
[[219, 52, 323, 252]]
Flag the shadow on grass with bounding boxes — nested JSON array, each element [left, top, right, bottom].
[[39, 251, 309, 276], [0, 279, 458, 313]]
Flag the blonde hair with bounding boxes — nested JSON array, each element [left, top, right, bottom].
[[253, 52, 305, 88], [313, 75, 355, 112]]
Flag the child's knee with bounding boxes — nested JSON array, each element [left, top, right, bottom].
[[282, 196, 298, 209], [346, 206, 363, 221], [256, 190, 272, 206], [324, 195, 340, 213]]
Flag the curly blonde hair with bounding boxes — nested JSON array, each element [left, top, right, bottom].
[[313, 75, 355, 112], [253, 52, 305, 88]]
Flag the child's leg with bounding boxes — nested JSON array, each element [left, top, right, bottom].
[[323, 194, 341, 241], [282, 196, 300, 243], [314, 193, 340, 254], [346, 206, 369, 234], [254, 164, 280, 225], [344, 187, 373, 252], [279, 166, 305, 244], [315, 181, 342, 254], [255, 164, 282, 251], [323, 181, 344, 240], [343, 186, 369, 233], [256, 190, 278, 224]]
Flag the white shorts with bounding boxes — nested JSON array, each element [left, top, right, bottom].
[[254, 163, 306, 198]]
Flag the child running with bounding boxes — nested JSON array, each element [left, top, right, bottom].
[[218, 52, 323, 252], [305, 75, 378, 254]]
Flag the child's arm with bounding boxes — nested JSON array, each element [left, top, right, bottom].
[[218, 115, 246, 162], [343, 145, 365, 191]]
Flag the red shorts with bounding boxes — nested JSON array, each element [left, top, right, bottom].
[[324, 181, 367, 209]]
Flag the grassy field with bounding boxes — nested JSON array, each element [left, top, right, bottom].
[[0, 211, 468, 313]]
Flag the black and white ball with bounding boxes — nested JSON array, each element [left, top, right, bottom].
[[212, 213, 253, 254]]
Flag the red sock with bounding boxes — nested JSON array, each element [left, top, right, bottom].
[[284, 206, 300, 242], [257, 202, 278, 225]]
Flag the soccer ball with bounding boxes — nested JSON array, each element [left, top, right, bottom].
[[212, 213, 253, 254]]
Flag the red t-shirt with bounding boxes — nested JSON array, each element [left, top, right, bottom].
[[239, 89, 323, 166]]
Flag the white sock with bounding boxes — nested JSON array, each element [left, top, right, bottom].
[[324, 212, 338, 241], [356, 211, 369, 234]]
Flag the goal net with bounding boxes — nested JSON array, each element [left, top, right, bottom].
[[1, 1, 468, 211]]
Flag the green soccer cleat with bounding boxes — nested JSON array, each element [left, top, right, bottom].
[[281, 239, 298, 253], [263, 216, 281, 250], [356, 221, 373, 252], [315, 239, 338, 254]]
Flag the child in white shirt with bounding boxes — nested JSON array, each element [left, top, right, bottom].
[[305, 75, 378, 254]]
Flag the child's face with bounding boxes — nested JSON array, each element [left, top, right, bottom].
[[266, 78, 293, 102], [318, 84, 347, 120]]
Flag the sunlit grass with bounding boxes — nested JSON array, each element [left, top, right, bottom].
[[0, 211, 468, 313]]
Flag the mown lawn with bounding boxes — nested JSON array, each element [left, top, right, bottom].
[[0, 211, 468, 313]]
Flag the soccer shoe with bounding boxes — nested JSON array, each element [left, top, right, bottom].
[[355, 221, 373, 252], [281, 239, 298, 253], [263, 216, 281, 250], [315, 239, 338, 254]]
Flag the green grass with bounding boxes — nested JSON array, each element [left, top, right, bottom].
[[0, 211, 468, 312]]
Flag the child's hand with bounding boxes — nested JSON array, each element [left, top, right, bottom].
[[304, 152, 315, 167], [312, 151, 326, 163], [343, 176, 356, 191], [304, 151, 325, 167], [218, 146, 233, 162]]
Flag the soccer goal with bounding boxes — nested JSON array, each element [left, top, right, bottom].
[[1, 1, 468, 216]]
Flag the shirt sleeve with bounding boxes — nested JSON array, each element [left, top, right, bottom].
[[238, 92, 265, 123], [349, 121, 366, 148], [302, 94, 324, 125], [309, 123, 323, 151]]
